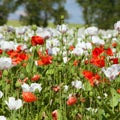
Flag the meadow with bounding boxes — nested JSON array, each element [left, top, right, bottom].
[[0, 21, 120, 120]]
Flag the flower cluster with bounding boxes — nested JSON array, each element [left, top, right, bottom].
[[0, 21, 120, 119]]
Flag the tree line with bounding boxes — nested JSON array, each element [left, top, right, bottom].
[[1, 0, 120, 29]]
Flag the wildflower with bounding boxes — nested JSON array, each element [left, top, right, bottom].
[[0, 49, 3, 54], [5, 97, 23, 110], [92, 36, 105, 45], [64, 85, 69, 91], [57, 24, 68, 33], [110, 58, 119, 64], [114, 21, 120, 32], [82, 70, 101, 86], [86, 107, 98, 113], [104, 47, 113, 56], [117, 89, 120, 94], [30, 83, 42, 92], [112, 42, 117, 47], [0, 91, 3, 98], [67, 96, 77, 106], [52, 86, 60, 92], [31, 74, 40, 81], [0, 57, 13, 70], [71, 80, 84, 89], [0, 41, 16, 51], [91, 57, 105, 68], [73, 60, 79, 66], [92, 47, 104, 58], [69, 45, 75, 51], [22, 92, 37, 102], [21, 83, 42, 93], [31, 36, 44, 46], [85, 26, 98, 36], [36, 55, 52, 65], [0, 116, 6, 120], [102, 64, 120, 80], [52, 110, 58, 120]]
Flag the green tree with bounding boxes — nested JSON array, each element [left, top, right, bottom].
[[18, 0, 68, 27], [77, 0, 120, 29], [0, 0, 20, 25], [0, 5, 8, 25]]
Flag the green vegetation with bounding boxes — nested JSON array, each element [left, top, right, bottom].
[[77, 0, 120, 29], [7, 20, 84, 28], [7, 20, 22, 27]]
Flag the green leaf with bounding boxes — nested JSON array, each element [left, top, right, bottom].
[[46, 69, 54, 75], [84, 81, 92, 91], [110, 88, 120, 108]]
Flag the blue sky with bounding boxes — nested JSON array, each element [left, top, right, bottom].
[[9, 0, 84, 24]]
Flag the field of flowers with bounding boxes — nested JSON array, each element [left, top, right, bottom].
[[0, 21, 120, 120]]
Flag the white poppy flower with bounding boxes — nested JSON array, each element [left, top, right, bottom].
[[102, 64, 120, 80], [0, 57, 13, 70], [36, 29, 52, 39], [85, 26, 98, 36], [0, 33, 3, 39], [30, 83, 42, 92], [72, 47, 84, 55], [86, 107, 98, 113], [114, 21, 120, 31], [0, 91, 3, 98], [21, 83, 42, 92], [0, 116, 6, 120], [92, 36, 105, 45], [64, 85, 69, 91], [57, 24, 68, 33], [5, 97, 23, 110], [63, 57, 68, 63], [21, 83, 30, 92], [0, 41, 16, 51], [71, 80, 84, 89]]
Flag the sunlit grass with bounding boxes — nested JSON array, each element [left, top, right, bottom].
[[7, 20, 22, 27], [7, 20, 84, 28]]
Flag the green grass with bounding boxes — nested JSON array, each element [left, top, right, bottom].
[[7, 20, 84, 28], [7, 20, 22, 27]]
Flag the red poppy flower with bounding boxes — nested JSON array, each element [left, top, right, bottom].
[[31, 74, 40, 81], [0, 70, 2, 78], [117, 89, 120, 94], [31, 36, 44, 46], [92, 47, 104, 58], [69, 45, 75, 51], [52, 86, 60, 92], [73, 60, 79, 66], [104, 48, 113, 56], [52, 110, 57, 120], [19, 53, 28, 61], [67, 96, 77, 106], [82, 70, 101, 86], [112, 42, 117, 47], [91, 57, 105, 68], [16, 45, 22, 52], [82, 70, 94, 80], [36, 55, 52, 65], [22, 92, 37, 102], [41, 55, 52, 65], [110, 58, 119, 64], [0, 49, 3, 54]]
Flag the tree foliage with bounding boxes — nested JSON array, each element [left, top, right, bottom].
[[77, 0, 120, 29], [0, 0, 18, 25], [0, 0, 68, 26], [18, 0, 68, 27]]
